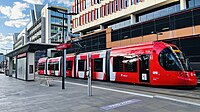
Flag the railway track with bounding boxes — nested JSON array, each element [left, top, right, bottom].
[[36, 75, 200, 100]]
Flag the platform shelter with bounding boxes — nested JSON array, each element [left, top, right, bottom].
[[5, 42, 57, 81]]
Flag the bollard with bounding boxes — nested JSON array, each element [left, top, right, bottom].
[[87, 53, 92, 96], [88, 69, 92, 96]]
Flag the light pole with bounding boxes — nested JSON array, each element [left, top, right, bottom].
[[151, 31, 163, 41], [151, 27, 169, 41], [48, 6, 76, 89]]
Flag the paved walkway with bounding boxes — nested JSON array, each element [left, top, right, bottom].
[[0, 74, 200, 112]]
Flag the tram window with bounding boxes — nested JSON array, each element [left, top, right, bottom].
[[38, 63, 45, 70], [54, 62, 59, 70], [159, 48, 180, 71], [48, 62, 52, 70], [125, 60, 137, 72], [94, 58, 103, 72], [66, 61, 72, 70], [78, 60, 85, 71], [113, 57, 123, 72]]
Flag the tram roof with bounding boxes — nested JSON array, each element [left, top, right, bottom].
[[5, 42, 58, 57]]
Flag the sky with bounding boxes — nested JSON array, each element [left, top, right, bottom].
[[0, 0, 73, 54]]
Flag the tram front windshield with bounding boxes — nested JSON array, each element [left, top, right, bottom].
[[170, 47, 192, 71], [159, 47, 192, 71]]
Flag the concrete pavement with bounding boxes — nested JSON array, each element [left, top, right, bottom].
[[0, 73, 200, 112]]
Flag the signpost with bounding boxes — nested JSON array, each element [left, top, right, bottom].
[[56, 43, 72, 50], [48, 6, 76, 90]]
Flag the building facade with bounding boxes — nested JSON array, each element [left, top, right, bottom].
[[71, 0, 200, 80], [12, 4, 71, 68]]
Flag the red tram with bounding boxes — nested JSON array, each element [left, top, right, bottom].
[[47, 57, 62, 76], [37, 42, 197, 87], [37, 57, 48, 75]]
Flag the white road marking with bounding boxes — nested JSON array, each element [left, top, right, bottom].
[[53, 80, 200, 107], [154, 95, 200, 107], [53, 80, 153, 98], [101, 99, 141, 110]]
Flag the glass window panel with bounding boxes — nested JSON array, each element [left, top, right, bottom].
[[143, 26, 155, 36], [193, 9, 200, 16], [111, 30, 119, 41], [125, 60, 137, 72], [92, 38, 98, 46], [155, 18, 170, 32], [121, 26, 131, 39], [175, 17, 192, 29], [116, 0, 118, 11], [92, 45, 98, 51], [168, 5, 176, 14], [78, 60, 85, 71], [131, 24, 142, 37], [140, 15, 147, 22], [194, 15, 200, 25], [195, 0, 200, 6], [94, 58, 103, 72], [99, 44, 106, 50], [66, 61, 72, 70], [187, 0, 195, 8], [85, 46, 91, 52], [113, 57, 123, 72], [175, 4, 180, 11], [159, 48, 181, 71], [175, 11, 192, 19]]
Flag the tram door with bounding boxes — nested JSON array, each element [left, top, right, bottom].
[[139, 55, 150, 83]]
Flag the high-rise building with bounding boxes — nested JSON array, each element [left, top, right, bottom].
[[12, 4, 71, 67], [13, 4, 71, 57], [71, 0, 200, 79]]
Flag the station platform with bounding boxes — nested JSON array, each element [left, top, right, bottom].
[[0, 73, 200, 112]]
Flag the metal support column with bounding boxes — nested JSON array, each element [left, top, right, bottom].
[[62, 13, 66, 89], [8, 57, 13, 77], [87, 53, 92, 96]]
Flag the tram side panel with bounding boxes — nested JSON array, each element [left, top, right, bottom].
[[47, 59, 52, 76], [149, 44, 172, 86], [109, 42, 155, 84], [57, 57, 61, 76], [37, 62, 45, 75], [66, 55, 75, 77], [150, 43, 197, 86], [109, 52, 140, 84], [37, 57, 48, 75], [47, 57, 62, 76], [76, 53, 88, 79], [91, 50, 107, 81]]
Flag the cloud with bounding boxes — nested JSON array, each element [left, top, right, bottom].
[[0, 2, 29, 20], [0, 2, 30, 28], [23, 0, 44, 4], [0, 33, 13, 53], [50, 0, 73, 7], [4, 19, 30, 28], [0, 16, 7, 19]]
